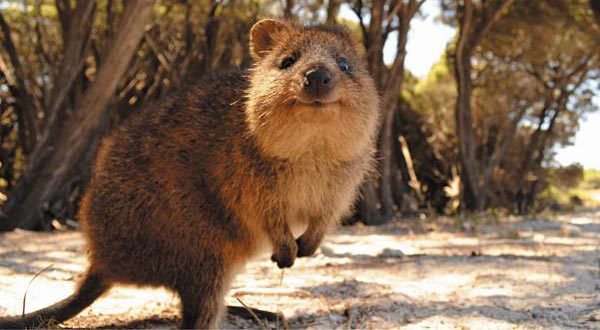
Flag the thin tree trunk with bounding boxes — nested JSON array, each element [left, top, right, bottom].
[[453, 2, 483, 211], [590, 0, 600, 26], [283, 0, 294, 19], [326, 0, 341, 24], [377, 2, 418, 222], [480, 104, 528, 205], [358, 181, 384, 225], [352, 0, 385, 225], [452, 0, 514, 212], [0, 0, 156, 231]]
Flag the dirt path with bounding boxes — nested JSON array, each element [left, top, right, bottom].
[[1, 210, 600, 329]]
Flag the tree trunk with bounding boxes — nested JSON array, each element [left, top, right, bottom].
[[480, 104, 528, 206], [42, 2, 96, 147], [326, 0, 341, 24], [283, 0, 294, 18], [352, 0, 386, 225], [454, 49, 483, 211], [590, 0, 600, 25], [357, 181, 385, 225], [520, 99, 566, 213], [376, 3, 415, 222], [0, 0, 156, 231], [377, 105, 398, 222], [453, 1, 484, 212], [451, 0, 515, 212]]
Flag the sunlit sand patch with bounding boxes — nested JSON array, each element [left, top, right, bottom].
[[401, 315, 533, 330], [323, 234, 420, 256], [569, 216, 594, 225]]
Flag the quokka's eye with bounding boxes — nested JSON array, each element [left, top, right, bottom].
[[280, 57, 296, 69], [338, 58, 350, 73]]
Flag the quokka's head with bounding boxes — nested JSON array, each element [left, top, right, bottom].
[[245, 19, 380, 163]]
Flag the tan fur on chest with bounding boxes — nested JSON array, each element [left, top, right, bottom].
[[249, 157, 367, 244], [281, 164, 333, 236]]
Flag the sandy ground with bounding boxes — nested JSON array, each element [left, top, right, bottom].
[[1, 209, 600, 329]]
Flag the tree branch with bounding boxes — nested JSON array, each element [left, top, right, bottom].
[[350, 1, 368, 41], [471, 0, 514, 46], [0, 11, 41, 152]]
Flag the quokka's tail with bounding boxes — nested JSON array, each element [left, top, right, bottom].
[[0, 271, 108, 328]]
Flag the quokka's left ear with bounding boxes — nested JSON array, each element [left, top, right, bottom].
[[249, 19, 289, 59]]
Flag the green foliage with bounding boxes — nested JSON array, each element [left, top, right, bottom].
[[543, 167, 600, 209]]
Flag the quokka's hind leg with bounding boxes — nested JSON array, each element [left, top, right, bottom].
[[175, 260, 227, 329]]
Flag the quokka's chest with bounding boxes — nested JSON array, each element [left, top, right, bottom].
[[279, 164, 357, 217]]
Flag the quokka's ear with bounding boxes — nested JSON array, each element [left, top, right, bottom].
[[249, 19, 288, 59]]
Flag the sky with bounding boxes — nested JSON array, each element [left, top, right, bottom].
[[554, 109, 600, 169], [339, 1, 600, 170]]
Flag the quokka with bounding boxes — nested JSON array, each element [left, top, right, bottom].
[[0, 19, 380, 329]]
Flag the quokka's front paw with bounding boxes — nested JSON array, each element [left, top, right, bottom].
[[296, 234, 320, 258], [270, 241, 298, 268]]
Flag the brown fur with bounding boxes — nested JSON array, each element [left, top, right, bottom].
[[0, 19, 380, 329]]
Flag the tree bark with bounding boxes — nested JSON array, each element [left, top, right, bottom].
[[452, 0, 514, 212], [351, 0, 426, 224], [377, 0, 424, 222], [480, 103, 527, 198], [326, 0, 341, 24], [453, 0, 483, 211], [352, 0, 385, 224], [20, 2, 97, 191], [357, 181, 385, 225], [590, 0, 600, 26], [43, 2, 96, 142], [0, 0, 156, 231], [283, 0, 294, 18]]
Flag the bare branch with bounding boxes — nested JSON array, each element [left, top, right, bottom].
[[350, 1, 368, 40], [0, 11, 41, 152], [472, 0, 515, 46]]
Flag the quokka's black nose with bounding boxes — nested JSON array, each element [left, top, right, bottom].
[[304, 67, 332, 98]]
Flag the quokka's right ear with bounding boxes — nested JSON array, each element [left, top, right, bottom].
[[250, 19, 288, 59]]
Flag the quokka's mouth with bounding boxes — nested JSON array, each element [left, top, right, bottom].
[[295, 99, 340, 108]]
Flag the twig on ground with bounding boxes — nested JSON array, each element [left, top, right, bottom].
[[277, 268, 289, 330], [22, 264, 54, 321], [227, 300, 289, 330], [232, 297, 268, 330], [279, 268, 286, 286]]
